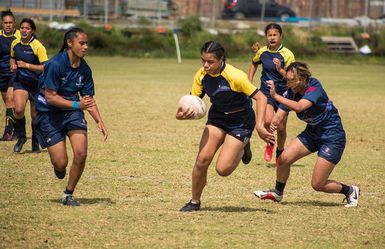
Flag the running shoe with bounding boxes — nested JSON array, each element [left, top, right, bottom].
[[344, 185, 360, 208], [62, 194, 80, 206], [180, 200, 200, 212], [242, 141, 252, 165], [264, 144, 274, 162], [254, 189, 283, 202]]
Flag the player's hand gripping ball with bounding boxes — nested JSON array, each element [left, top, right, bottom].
[[178, 95, 207, 119]]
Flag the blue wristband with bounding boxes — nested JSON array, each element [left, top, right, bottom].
[[72, 101, 80, 110]]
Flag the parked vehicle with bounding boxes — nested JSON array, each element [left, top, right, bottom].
[[222, 0, 296, 20]]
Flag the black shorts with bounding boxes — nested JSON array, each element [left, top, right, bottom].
[[207, 108, 255, 144], [260, 82, 286, 111], [0, 73, 15, 92]]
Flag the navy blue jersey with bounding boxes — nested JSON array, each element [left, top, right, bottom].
[[279, 78, 343, 130], [0, 29, 20, 75], [11, 36, 48, 83], [252, 44, 295, 93], [36, 51, 95, 112], [191, 63, 258, 113]]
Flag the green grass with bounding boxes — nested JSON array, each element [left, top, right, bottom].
[[1, 57, 384, 248]]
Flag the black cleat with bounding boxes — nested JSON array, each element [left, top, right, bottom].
[[62, 194, 80, 206], [242, 141, 252, 165], [180, 200, 200, 212], [32, 141, 40, 153], [13, 136, 27, 153]]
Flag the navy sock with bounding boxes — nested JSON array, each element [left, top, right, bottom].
[[340, 184, 351, 196], [64, 189, 74, 195], [276, 148, 284, 158], [275, 181, 286, 195]]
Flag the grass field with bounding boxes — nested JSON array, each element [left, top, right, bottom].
[[1, 57, 384, 248]]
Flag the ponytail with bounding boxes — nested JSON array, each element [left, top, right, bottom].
[[59, 27, 85, 52]]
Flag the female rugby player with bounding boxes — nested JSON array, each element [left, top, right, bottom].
[[254, 62, 359, 208], [248, 23, 295, 165], [35, 28, 108, 206], [10, 18, 48, 152], [176, 41, 274, 212], [0, 10, 23, 141]]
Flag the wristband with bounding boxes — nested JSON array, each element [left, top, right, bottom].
[[72, 101, 80, 110]]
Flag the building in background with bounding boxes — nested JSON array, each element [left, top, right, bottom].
[[1, 0, 385, 20]]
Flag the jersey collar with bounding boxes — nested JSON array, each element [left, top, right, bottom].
[[267, 44, 283, 53], [1, 28, 17, 38]]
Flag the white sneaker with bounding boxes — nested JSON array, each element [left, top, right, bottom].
[[344, 185, 360, 208], [254, 189, 283, 202]]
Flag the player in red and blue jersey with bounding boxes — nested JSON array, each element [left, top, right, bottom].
[[249, 23, 295, 165], [0, 10, 23, 141], [254, 62, 359, 208], [35, 28, 108, 206], [10, 18, 48, 152], [176, 41, 274, 212]]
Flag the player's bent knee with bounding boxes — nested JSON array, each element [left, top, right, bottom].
[[311, 182, 325, 192], [215, 165, 234, 177]]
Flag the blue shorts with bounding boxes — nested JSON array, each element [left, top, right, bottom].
[[298, 125, 346, 165], [13, 79, 38, 101], [35, 110, 88, 149], [0, 73, 14, 92], [207, 108, 255, 144], [260, 83, 286, 110]]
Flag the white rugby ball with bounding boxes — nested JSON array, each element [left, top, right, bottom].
[[178, 95, 207, 119]]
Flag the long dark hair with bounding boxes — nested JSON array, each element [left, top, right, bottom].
[[59, 27, 86, 52], [200, 40, 226, 62]]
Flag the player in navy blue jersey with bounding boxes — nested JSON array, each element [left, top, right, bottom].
[[10, 18, 48, 152], [248, 23, 295, 165], [176, 41, 274, 212], [0, 10, 23, 141], [254, 62, 359, 208], [35, 28, 108, 206]]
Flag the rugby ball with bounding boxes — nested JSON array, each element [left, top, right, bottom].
[[178, 95, 207, 119]]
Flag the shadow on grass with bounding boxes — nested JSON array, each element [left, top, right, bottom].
[[203, 206, 276, 214], [255, 162, 305, 168], [50, 198, 116, 205], [281, 200, 340, 207]]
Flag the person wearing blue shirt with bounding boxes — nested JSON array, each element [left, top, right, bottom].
[[10, 18, 48, 153], [176, 41, 274, 212], [35, 28, 108, 206], [254, 62, 359, 208], [249, 23, 295, 165], [0, 10, 23, 141]]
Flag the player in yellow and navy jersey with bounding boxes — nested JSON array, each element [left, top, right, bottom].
[[176, 41, 274, 212], [0, 10, 23, 141], [10, 18, 48, 153], [248, 23, 295, 166]]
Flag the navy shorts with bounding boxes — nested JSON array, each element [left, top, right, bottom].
[[260, 83, 286, 111], [207, 108, 255, 144], [13, 79, 38, 101], [0, 73, 14, 92], [298, 126, 346, 165], [35, 110, 88, 149]]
